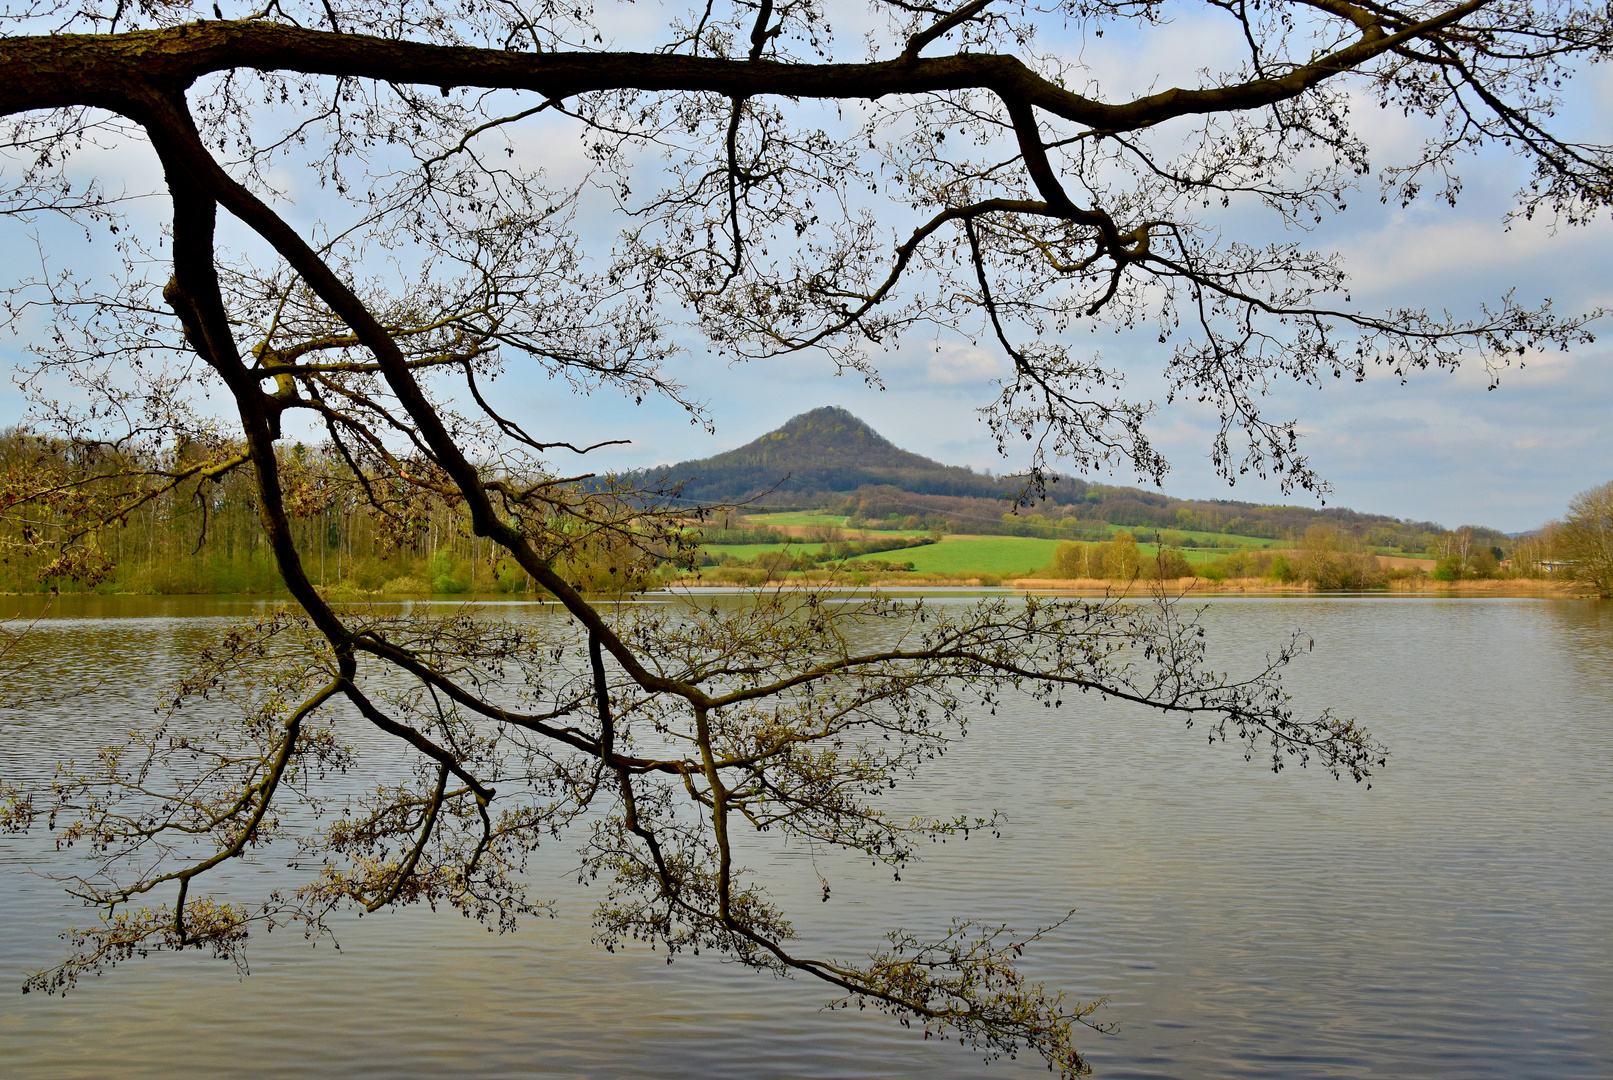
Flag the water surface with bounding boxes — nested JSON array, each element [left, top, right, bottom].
[[1, 595, 1609, 1078]]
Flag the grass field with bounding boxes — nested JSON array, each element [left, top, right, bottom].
[[738, 512, 930, 538], [696, 535, 1444, 578], [1165, 529, 1276, 550], [700, 542, 808, 561], [698, 540, 942, 561], [742, 511, 848, 528], [702, 534, 1281, 575], [742, 511, 1281, 549], [876, 535, 1063, 575], [698, 534, 1060, 575]]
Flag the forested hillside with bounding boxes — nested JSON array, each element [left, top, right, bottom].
[[628, 406, 1017, 502], [636, 408, 1486, 554]]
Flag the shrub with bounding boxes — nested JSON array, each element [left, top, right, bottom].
[[349, 557, 395, 592], [429, 549, 471, 593], [1040, 540, 1092, 579], [1196, 550, 1277, 581], [1143, 548, 1194, 580], [1295, 526, 1385, 589]]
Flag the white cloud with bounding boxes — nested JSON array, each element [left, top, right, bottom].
[[923, 341, 1006, 385], [1340, 214, 1613, 302]]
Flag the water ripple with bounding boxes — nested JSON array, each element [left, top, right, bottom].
[[1, 596, 1609, 1078]]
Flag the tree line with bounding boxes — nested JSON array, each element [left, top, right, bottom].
[[1033, 508, 1613, 594], [0, 429, 654, 595], [5, 427, 1602, 595], [833, 485, 1478, 553]]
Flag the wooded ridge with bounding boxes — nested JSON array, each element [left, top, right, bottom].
[[621, 406, 1480, 549]]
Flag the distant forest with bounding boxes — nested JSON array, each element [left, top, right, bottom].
[[825, 484, 1491, 554], [0, 430, 559, 596]]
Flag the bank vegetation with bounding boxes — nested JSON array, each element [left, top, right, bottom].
[[2, 427, 1599, 597]]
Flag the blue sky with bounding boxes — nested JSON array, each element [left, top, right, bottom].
[[480, 5, 1613, 534], [482, 133, 1613, 534], [4, 2, 1612, 534]]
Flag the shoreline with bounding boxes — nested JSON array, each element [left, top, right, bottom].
[[0, 578, 1594, 602], [999, 577, 1589, 598]]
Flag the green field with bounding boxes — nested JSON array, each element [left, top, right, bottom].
[[738, 512, 930, 537], [742, 511, 849, 528], [698, 534, 1060, 575], [876, 535, 1063, 575], [739, 510, 1287, 553], [700, 542, 808, 561], [696, 537, 1440, 577], [893, 537, 1247, 576], [1373, 548, 1438, 561], [702, 507, 1399, 578], [1139, 543, 1238, 566], [701, 533, 1286, 576]]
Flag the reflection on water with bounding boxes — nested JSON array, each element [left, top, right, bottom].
[[2, 595, 1610, 1079]]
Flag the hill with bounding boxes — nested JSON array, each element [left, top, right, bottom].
[[629, 406, 1482, 553], [638, 406, 1027, 503]]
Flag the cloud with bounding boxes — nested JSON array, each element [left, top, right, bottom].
[[922, 341, 1007, 385], [3, 13, 1611, 540], [1339, 214, 1613, 305], [1142, 348, 1613, 531]]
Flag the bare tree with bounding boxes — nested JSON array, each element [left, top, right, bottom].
[[2, 0, 1609, 1071]]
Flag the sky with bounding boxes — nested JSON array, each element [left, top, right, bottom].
[[4, 2, 1613, 534], [464, 12, 1613, 535]]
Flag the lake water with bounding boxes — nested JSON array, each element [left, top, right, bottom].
[[1, 594, 1610, 1078]]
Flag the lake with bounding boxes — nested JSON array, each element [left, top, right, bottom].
[[1, 594, 1610, 1078]]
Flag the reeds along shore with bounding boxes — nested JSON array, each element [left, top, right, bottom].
[[1001, 576, 1588, 597]]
